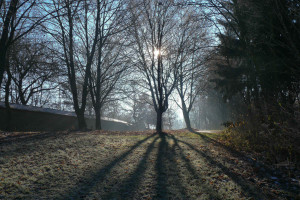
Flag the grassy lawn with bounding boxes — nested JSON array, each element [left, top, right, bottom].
[[0, 130, 298, 199]]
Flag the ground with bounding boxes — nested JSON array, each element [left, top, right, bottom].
[[0, 130, 299, 199]]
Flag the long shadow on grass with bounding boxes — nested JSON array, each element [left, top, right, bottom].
[[0, 131, 90, 157], [60, 133, 156, 199], [192, 130, 285, 183], [191, 130, 259, 166], [154, 133, 188, 199], [0, 131, 70, 145], [100, 136, 159, 199], [175, 135, 266, 199], [167, 134, 223, 199]]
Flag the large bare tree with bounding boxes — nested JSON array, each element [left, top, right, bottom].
[[45, 0, 101, 130], [174, 7, 212, 130], [129, 0, 183, 133], [0, 0, 50, 91], [88, 0, 129, 130], [6, 39, 60, 106], [0, 0, 52, 130]]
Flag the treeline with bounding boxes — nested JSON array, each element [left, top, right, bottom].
[[0, 0, 214, 132], [1, 0, 299, 136], [214, 0, 299, 128]]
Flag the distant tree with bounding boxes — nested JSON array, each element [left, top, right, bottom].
[[121, 81, 156, 130], [0, 1, 54, 130], [7, 39, 60, 106], [163, 105, 176, 130], [131, 93, 156, 130], [3, 64, 12, 130], [190, 90, 236, 130]]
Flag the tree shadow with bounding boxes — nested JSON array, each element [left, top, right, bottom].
[[100, 136, 159, 199], [154, 132, 188, 199], [60, 133, 156, 199], [167, 134, 223, 199], [0, 131, 94, 157], [191, 130, 261, 166], [191, 130, 284, 180], [53, 131, 268, 199], [0, 131, 76, 158], [191, 130, 247, 158], [100, 132, 189, 199], [173, 135, 266, 199], [0, 131, 70, 144], [61, 132, 193, 199]]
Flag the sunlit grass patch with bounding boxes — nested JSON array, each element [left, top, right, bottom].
[[197, 130, 223, 140], [167, 129, 200, 138], [168, 129, 222, 141]]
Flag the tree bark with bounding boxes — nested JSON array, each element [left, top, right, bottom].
[[0, 0, 18, 91], [95, 107, 101, 130], [180, 99, 192, 130], [0, 57, 4, 90], [76, 110, 87, 131], [5, 69, 12, 131], [182, 102, 192, 131], [156, 109, 163, 134]]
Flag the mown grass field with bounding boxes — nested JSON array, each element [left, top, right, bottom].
[[0, 130, 299, 199]]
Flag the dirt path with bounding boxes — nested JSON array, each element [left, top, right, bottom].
[[0, 130, 298, 199]]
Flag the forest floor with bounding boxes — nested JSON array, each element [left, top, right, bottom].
[[0, 129, 299, 200]]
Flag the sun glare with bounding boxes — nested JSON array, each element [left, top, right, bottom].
[[154, 49, 160, 57]]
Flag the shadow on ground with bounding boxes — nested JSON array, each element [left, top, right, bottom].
[[58, 132, 268, 200]]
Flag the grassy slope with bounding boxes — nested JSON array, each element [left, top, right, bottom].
[[0, 130, 298, 199]]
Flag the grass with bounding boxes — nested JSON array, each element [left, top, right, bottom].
[[0, 130, 299, 199]]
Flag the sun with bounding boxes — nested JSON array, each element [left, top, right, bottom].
[[154, 49, 161, 57]]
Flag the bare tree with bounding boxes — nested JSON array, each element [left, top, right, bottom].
[[129, 0, 182, 133], [0, 0, 49, 130], [7, 39, 60, 106], [125, 82, 156, 130], [163, 105, 176, 130], [45, 0, 101, 130], [4, 63, 12, 130], [174, 8, 212, 130], [0, 0, 49, 91], [88, 0, 129, 130]]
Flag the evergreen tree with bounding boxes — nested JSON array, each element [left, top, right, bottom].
[[213, 0, 300, 123]]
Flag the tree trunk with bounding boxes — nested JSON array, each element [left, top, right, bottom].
[[19, 88, 27, 105], [180, 98, 192, 131], [0, 0, 18, 92], [5, 70, 12, 131], [0, 51, 6, 91], [76, 111, 87, 131], [156, 109, 163, 134], [95, 107, 101, 130], [183, 110, 192, 131], [0, 65, 4, 91]]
